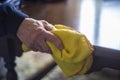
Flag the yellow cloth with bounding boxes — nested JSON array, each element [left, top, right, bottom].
[[22, 24, 94, 77]]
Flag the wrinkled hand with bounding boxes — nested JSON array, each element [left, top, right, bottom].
[[17, 18, 63, 53]]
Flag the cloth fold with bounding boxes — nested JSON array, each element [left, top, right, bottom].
[[46, 25, 94, 76], [22, 24, 94, 77]]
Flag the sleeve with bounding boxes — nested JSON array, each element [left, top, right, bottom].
[[0, 3, 28, 37]]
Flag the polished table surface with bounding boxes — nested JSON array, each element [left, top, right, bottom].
[[19, 0, 120, 79], [21, 0, 120, 50]]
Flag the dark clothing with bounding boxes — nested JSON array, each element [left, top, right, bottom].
[[0, 3, 28, 37]]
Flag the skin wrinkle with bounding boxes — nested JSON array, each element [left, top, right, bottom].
[[40, 20, 56, 30], [46, 31, 63, 50], [17, 18, 63, 53], [30, 28, 48, 51]]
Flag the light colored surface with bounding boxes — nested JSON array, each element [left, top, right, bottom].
[[13, 51, 119, 80], [15, 51, 54, 80]]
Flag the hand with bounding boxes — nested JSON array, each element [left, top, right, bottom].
[[40, 20, 56, 31], [17, 18, 63, 53]]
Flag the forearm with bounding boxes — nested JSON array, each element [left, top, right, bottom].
[[87, 46, 120, 73]]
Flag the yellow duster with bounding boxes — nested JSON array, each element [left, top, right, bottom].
[[22, 24, 94, 77]]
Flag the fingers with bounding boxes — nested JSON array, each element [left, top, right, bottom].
[[31, 30, 63, 53], [28, 30, 52, 53], [37, 40, 52, 53], [40, 20, 56, 31], [38, 20, 64, 50], [45, 31, 64, 50], [19, 18, 63, 53], [30, 32, 63, 53], [28, 37, 52, 53]]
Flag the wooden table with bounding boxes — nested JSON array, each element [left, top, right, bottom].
[[1, 0, 119, 80]]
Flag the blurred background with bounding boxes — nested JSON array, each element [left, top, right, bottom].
[[20, 0, 120, 50], [0, 0, 120, 80]]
